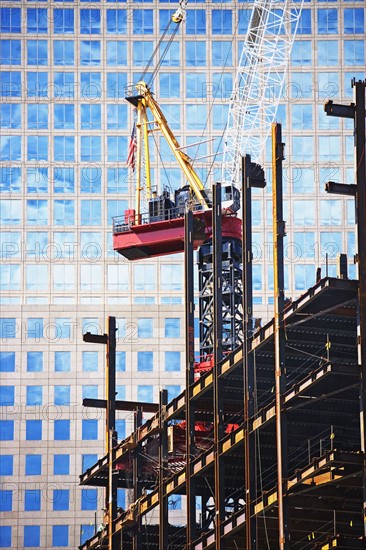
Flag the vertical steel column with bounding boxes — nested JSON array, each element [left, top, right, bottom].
[[242, 155, 257, 549], [159, 389, 168, 550], [272, 123, 290, 549], [213, 183, 225, 549], [133, 407, 143, 550], [353, 80, 366, 536], [106, 316, 118, 550], [185, 210, 197, 547]]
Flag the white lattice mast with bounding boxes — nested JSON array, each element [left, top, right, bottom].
[[221, 0, 304, 187]]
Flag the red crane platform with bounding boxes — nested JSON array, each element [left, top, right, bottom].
[[113, 208, 242, 260]]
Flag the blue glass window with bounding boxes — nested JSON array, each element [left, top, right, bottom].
[[54, 167, 74, 193], [27, 40, 48, 65], [1, 72, 21, 97], [238, 9, 251, 34], [0, 352, 15, 373], [82, 419, 98, 440], [25, 490, 42, 512], [53, 199, 74, 225], [80, 9, 100, 34], [186, 73, 205, 98], [54, 351, 70, 372], [0, 455, 13, 476], [116, 419, 125, 440], [81, 104, 101, 130], [82, 385, 98, 399], [137, 318, 153, 338], [137, 351, 153, 372], [320, 232, 342, 259], [54, 385, 70, 406], [24, 526, 40, 548], [317, 9, 338, 34], [27, 8, 48, 33], [320, 200, 342, 226], [26, 420, 42, 441], [0, 421, 14, 441], [319, 136, 340, 161], [291, 41, 312, 65], [0, 526, 11, 548], [133, 41, 153, 66], [0, 40, 21, 64], [293, 9, 311, 34], [116, 385, 126, 400], [107, 72, 127, 98], [165, 351, 181, 372], [27, 136, 48, 161], [0, 386, 14, 406], [81, 136, 101, 162], [54, 136, 74, 162], [165, 385, 181, 401], [107, 9, 127, 33], [318, 40, 339, 66], [54, 40, 74, 65], [0, 319, 16, 340], [80, 72, 101, 99], [133, 9, 153, 34], [27, 351, 43, 372], [81, 167, 102, 193], [159, 41, 179, 66], [26, 386, 42, 406], [27, 318, 43, 339], [106, 104, 127, 129], [80, 200, 101, 226], [292, 136, 313, 162], [1, 136, 21, 161], [293, 200, 315, 226], [82, 351, 98, 372], [0, 167, 21, 192], [186, 9, 206, 34], [294, 265, 316, 291], [27, 104, 47, 130], [54, 72, 74, 99], [292, 104, 312, 130], [344, 40, 364, 65], [0, 104, 21, 128], [0, 232, 20, 258], [27, 72, 48, 97], [344, 8, 364, 34], [82, 454, 97, 472], [55, 317, 72, 339], [81, 489, 98, 510], [137, 385, 153, 403], [212, 104, 229, 130], [52, 526, 68, 547], [164, 318, 180, 338], [159, 73, 180, 98], [53, 489, 69, 511], [80, 526, 94, 545], [54, 419, 70, 440], [26, 200, 48, 226], [107, 136, 127, 162], [54, 8, 74, 33], [80, 40, 101, 65], [186, 41, 206, 66], [0, 265, 20, 291], [107, 168, 128, 193], [212, 10, 232, 34], [25, 455, 42, 475], [186, 104, 207, 130], [0, 8, 21, 33], [116, 351, 126, 372], [54, 104, 74, 130]]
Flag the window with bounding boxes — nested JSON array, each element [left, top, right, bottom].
[[26, 200, 47, 226], [0, 319, 17, 340], [25, 455, 42, 476], [81, 489, 98, 510], [116, 385, 126, 400], [27, 136, 48, 161], [0, 232, 20, 260], [320, 200, 342, 226], [82, 419, 98, 440], [165, 318, 180, 338], [0, 352, 15, 373], [291, 41, 311, 65], [116, 351, 126, 372], [0, 455, 13, 476], [25, 490, 39, 512], [292, 137, 313, 162], [0, 40, 21, 64], [54, 8, 74, 34], [107, 72, 127, 98], [294, 265, 316, 291], [0, 201, 21, 226], [294, 8, 311, 34], [82, 454, 98, 472], [53, 489, 69, 511], [107, 265, 129, 291], [344, 8, 364, 34], [27, 40, 48, 65], [186, 41, 206, 66], [317, 8, 338, 34], [292, 104, 312, 130], [55, 351, 70, 372], [107, 104, 127, 129], [54, 420, 70, 441], [137, 351, 153, 372], [52, 526, 69, 547], [24, 526, 40, 548], [212, 104, 229, 130], [320, 232, 342, 259], [165, 351, 181, 372], [0, 104, 21, 128], [80, 40, 101, 65], [186, 9, 206, 34], [55, 318, 72, 339], [0, 526, 11, 547], [107, 40, 127, 66], [0, 265, 20, 291], [26, 386, 42, 406], [80, 72, 101, 99], [317, 72, 339, 100], [82, 351, 98, 372], [54, 199, 74, 225], [54, 167, 74, 193], [0, 8, 21, 33], [133, 41, 153, 67], [294, 200, 315, 226], [54, 40, 74, 65], [165, 385, 181, 401], [80, 526, 94, 545], [317, 40, 338, 66], [344, 40, 364, 65], [137, 385, 153, 403], [82, 385, 98, 400], [107, 200, 128, 224], [1, 136, 21, 161], [27, 352, 43, 373], [27, 167, 48, 193], [81, 104, 101, 130], [107, 9, 127, 33], [0, 489, 13, 512], [27, 318, 43, 340], [81, 136, 101, 162], [54, 71, 74, 99], [54, 136, 74, 161], [186, 73, 205, 98], [80, 200, 101, 226], [293, 167, 314, 194], [54, 386, 70, 406], [186, 104, 207, 130], [160, 264, 182, 291], [0, 421, 14, 441], [319, 136, 340, 161], [137, 318, 153, 338], [27, 8, 48, 33], [0, 386, 14, 406], [107, 136, 127, 162], [159, 73, 180, 99], [134, 264, 156, 291], [1, 72, 21, 97], [116, 420, 125, 440], [212, 10, 232, 34], [133, 9, 153, 34], [26, 420, 42, 441], [80, 9, 100, 34], [159, 41, 180, 66], [53, 232, 76, 257], [27, 72, 48, 97]]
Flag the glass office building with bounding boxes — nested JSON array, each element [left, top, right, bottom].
[[0, 1, 364, 547]]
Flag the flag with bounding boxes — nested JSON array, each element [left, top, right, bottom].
[[126, 122, 137, 172]]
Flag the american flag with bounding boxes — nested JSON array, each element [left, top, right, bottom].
[[126, 122, 137, 172]]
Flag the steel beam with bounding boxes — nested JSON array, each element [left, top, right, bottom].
[[159, 389, 168, 550], [133, 407, 143, 550]]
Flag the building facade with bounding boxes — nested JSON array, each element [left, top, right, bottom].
[[0, 0, 365, 548]]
